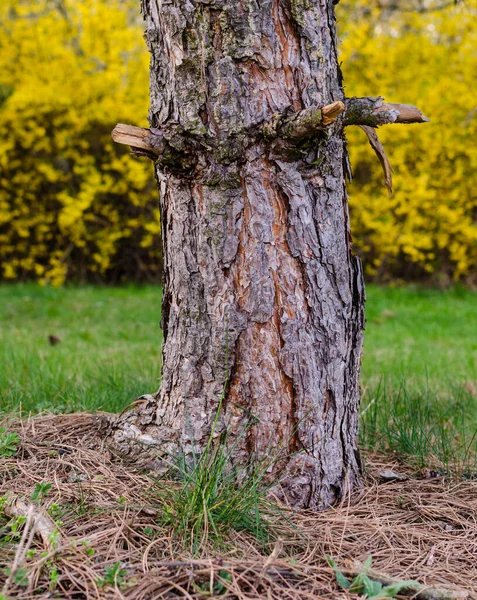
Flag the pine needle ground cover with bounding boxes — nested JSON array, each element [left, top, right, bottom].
[[0, 414, 475, 600]]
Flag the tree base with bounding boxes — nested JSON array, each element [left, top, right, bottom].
[[96, 392, 363, 510]]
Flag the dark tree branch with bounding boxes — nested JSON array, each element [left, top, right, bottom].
[[359, 125, 393, 196], [344, 97, 429, 195], [345, 97, 429, 127]]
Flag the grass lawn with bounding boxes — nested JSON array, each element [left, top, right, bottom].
[[363, 285, 477, 384], [361, 285, 477, 469], [1, 283, 476, 468], [0, 284, 162, 415]]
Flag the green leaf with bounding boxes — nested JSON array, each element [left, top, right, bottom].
[[366, 579, 384, 597], [13, 567, 29, 586], [375, 580, 421, 598], [359, 574, 378, 595], [0, 429, 20, 457], [31, 482, 52, 502], [362, 555, 373, 572], [326, 555, 351, 590], [349, 573, 366, 594]]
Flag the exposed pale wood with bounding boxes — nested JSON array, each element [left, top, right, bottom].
[[3, 492, 62, 551], [276, 101, 345, 139], [377, 102, 430, 124], [321, 100, 346, 125], [1, 503, 34, 596], [111, 123, 154, 152]]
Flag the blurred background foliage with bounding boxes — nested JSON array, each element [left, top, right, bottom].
[[341, 0, 477, 284], [0, 0, 476, 285], [0, 0, 159, 285]]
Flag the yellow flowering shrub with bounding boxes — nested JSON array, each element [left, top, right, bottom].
[[340, 0, 477, 282], [0, 0, 475, 284], [0, 0, 159, 285]]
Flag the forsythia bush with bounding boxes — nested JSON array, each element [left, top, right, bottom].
[[0, 0, 475, 283], [0, 0, 159, 285], [340, 0, 477, 282]]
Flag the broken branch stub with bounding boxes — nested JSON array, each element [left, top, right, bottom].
[[345, 96, 429, 127], [377, 102, 430, 124], [344, 96, 429, 194], [111, 123, 153, 152], [111, 123, 196, 171], [265, 100, 345, 140]]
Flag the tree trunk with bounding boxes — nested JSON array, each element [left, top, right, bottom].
[[108, 0, 366, 509]]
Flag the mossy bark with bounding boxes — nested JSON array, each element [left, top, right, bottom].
[[109, 0, 365, 509]]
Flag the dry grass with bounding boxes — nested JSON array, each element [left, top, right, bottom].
[[1, 413, 476, 599]]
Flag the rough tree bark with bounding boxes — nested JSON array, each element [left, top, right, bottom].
[[104, 0, 427, 509]]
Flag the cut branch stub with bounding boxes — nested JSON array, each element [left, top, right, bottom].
[[111, 123, 167, 162], [111, 123, 196, 171], [345, 96, 429, 127], [321, 101, 347, 126], [111, 123, 154, 153]]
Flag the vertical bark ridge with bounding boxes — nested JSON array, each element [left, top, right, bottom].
[[226, 158, 305, 472]]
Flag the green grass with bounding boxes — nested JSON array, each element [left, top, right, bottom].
[[1, 282, 477, 469], [152, 432, 278, 553], [361, 285, 477, 469], [0, 283, 162, 414], [360, 380, 477, 471], [363, 285, 477, 384]]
